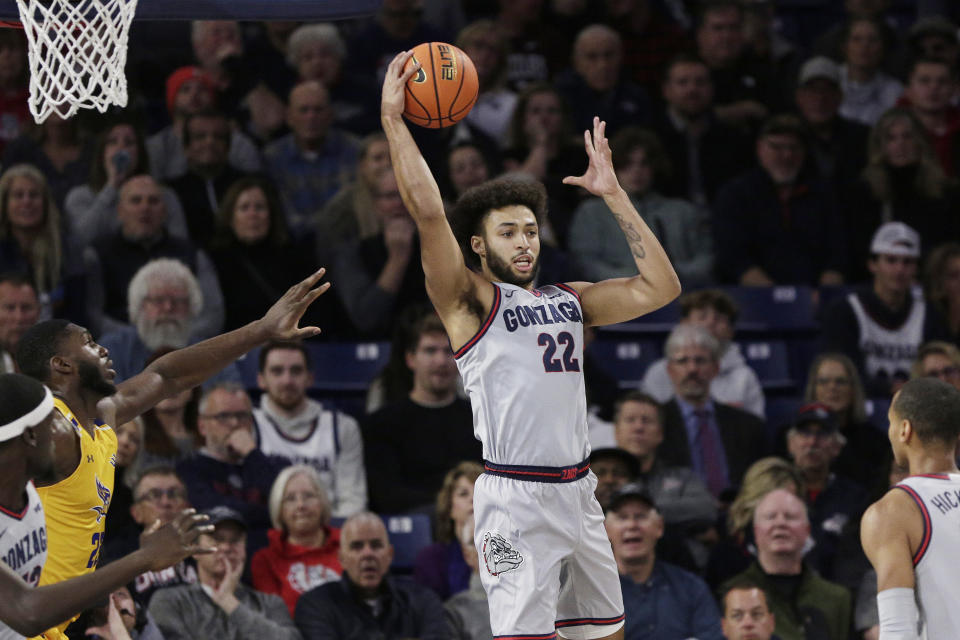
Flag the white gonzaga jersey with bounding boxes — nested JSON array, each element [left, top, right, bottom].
[[254, 408, 349, 496], [454, 282, 589, 466], [894, 473, 960, 639], [849, 291, 924, 382], [0, 481, 47, 640]]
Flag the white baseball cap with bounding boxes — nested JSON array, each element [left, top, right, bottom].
[[870, 222, 920, 258]]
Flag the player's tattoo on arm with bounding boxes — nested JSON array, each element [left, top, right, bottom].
[[612, 212, 646, 259]]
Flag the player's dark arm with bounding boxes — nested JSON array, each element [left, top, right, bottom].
[[102, 270, 330, 426], [380, 51, 481, 315], [562, 118, 681, 327], [0, 511, 211, 637]]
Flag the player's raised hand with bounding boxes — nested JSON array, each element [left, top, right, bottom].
[[562, 117, 622, 198], [140, 509, 215, 571], [258, 268, 331, 340], [381, 50, 419, 120]]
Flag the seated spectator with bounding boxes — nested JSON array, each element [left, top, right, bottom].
[[456, 19, 517, 147], [139, 352, 202, 467], [719, 580, 777, 640], [694, 0, 781, 130], [263, 80, 360, 236], [244, 21, 300, 103], [845, 108, 960, 280], [177, 383, 288, 554], [838, 18, 904, 126], [601, 0, 691, 95], [334, 169, 430, 338], [190, 20, 286, 142], [612, 391, 717, 529], [0, 163, 83, 320], [906, 16, 959, 68], [568, 127, 713, 288], [659, 324, 766, 497], [0, 30, 29, 157], [209, 176, 350, 335], [101, 466, 199, 606], [924, 241, 960, 341], [65, 116, 189, 248], [0, 272, 38, 373], [707, 457, 805, 589], [440, 141, 498, 211], [720, 489, 851, 640], [793, 56, 869, 189], [819, 222, 949, 395], [146, 66, 263, 181], [1, 114, 89, 209], [316, 131, 390, 252], [108, 417, 143, 542], [251, 465, 343, 616], [604, 482, 724, 640], [98, 258, 238, 384], [85, 175, 225, 338], [502, 83, 587, 244], [167, 110, 251, 250], [910, 340, 960, 391], [897, 57, 960, 177], [799, 353, 889, 493], [79, 584, 166, 640], [554, 24, 651, 137], [590, 446, 639, 510], [294, 511, 451, 639], [362, 312, 480, 513], [285, 23, 379, 137], [814, 0, 900, 66], [643, 289, 765, 418], [714, 114, 846, 286], [413, 462, 482, 600], [741, 0, 802, 107], [443, 515, 491, 640], [784, 404, 868, 583], [149, 506, 300, 640], [493, 0, 566, 92], [652, 53, 753, 207], [253, 340, 366, 517]]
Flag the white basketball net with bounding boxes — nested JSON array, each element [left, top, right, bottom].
[[15, 0, 138, 123]]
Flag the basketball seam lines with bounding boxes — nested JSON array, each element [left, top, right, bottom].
[[405, 84, 431, 122], [431, 42, 444, 127], [447, 47, 466, 122]]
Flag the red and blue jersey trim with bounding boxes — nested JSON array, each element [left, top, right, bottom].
[[484, 458, 590, 483], [911, 473, 951, 480], [454, 283, 501, 360], [555, 613, 626, 628], [895, 484, 932, 566], [554, 282, 581, 302], [493, 634, 556, 640]]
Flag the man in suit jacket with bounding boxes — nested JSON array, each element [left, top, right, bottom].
[[657, 324, 765, 495]]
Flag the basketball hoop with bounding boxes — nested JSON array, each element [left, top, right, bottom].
[[14, 0, 138, 123]]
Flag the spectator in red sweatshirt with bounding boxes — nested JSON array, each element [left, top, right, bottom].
[[251, 464, 342, 615]]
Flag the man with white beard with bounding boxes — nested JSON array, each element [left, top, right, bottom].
[[99, 258, 241, 385]]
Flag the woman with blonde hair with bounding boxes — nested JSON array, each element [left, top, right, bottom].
[[251, 464, 342, 615], [845, 107, 959, 280], [413, 461, 483, 600]]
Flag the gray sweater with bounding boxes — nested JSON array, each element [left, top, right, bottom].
[[148, 583, 301, 640]]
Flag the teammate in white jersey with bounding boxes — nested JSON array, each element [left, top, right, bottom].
[[381, 52, 681, 640], [861, 377, 960, 639], [0, 373, 212, 639]]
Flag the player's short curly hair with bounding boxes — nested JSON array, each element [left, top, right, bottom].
[[449, 177, 548, 270]]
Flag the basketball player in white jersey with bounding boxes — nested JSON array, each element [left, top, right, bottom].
[[381, 52, 681, 640], [0, 373, 212, 640], [861, 377, 960, 639]]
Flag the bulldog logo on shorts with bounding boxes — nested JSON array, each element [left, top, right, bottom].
[[482, 531, 523, 576]]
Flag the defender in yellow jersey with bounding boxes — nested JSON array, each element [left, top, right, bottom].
[[13, 268, 331, 639]]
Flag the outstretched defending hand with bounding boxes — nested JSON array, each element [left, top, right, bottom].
[[381, 50, 420, 120], [562, 117, 622, 198], [140, 509, 215, 571], [258, 268, 331, 340]]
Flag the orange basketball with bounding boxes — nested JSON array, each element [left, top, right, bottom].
[[402, 42, 479, 129]]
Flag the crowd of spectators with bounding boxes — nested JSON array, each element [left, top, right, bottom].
[[4, 1, 960, 639]]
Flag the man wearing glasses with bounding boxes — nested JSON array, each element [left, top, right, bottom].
[[178, 383, 287, 556], [658, 324, 765, 497], [101, 466, 200, 607]]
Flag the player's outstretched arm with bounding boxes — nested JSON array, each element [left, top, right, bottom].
[[102, 269, 330, 426], [380, 51, 478, 316], [0, 510, 213, 636], [561, 117, 681, 327], [861, 490, 922, 639]]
